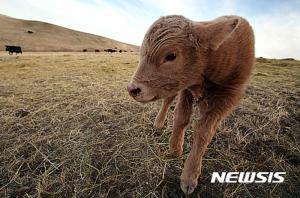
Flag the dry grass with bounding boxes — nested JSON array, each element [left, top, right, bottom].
[[0, 52, 299, 197]]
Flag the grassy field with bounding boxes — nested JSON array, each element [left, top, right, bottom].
[[0, 52, 299, 197]]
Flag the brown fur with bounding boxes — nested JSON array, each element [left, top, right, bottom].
[[127, 15, 255, 194]]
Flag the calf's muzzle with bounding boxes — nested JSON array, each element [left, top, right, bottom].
[[127, 83, 141, 97]]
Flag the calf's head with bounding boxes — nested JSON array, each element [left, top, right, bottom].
[[127, 15, 239, 103]]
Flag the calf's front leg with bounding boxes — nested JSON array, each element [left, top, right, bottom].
[[154, 95, 175, 128], [180, 95, 240, 194], [169, 90, 193, 156]]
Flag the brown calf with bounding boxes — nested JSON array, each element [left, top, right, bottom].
[[127, 15, 255, 194]]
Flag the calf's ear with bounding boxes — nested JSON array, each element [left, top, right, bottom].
[[192, 17, 239, 50]]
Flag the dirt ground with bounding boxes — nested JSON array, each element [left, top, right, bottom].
[[0, 52, 299, 197]]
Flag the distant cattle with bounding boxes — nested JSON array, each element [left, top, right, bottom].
[[104, 49, 117, 53], [95, 49, 100, 52], [119, 50, 122, 53], [83, 49, 87, 52], [27, 30, 34, 34], [5, 45, 22, 55]]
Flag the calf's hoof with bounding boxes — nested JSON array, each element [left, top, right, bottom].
[[169, 136, 184, 156], [153, 118, 164, 128], [180, 175, 198, 195], [169, 147, 183, 157]]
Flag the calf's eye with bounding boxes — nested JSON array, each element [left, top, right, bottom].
[[165, 53, 176, 61]]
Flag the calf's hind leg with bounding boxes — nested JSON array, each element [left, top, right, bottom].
[[169, 90, 193, 156], [154, 95, 175, 128]]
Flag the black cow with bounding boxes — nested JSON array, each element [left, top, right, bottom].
[[5, 45, 22, 55], [104, 49, 117, 53]]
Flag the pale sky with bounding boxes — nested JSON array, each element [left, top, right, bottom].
[[1, 0, 300, 59]]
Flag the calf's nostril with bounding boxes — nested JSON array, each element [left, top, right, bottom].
[[127, 83, 141, 97], [131, 88, 141, 96]]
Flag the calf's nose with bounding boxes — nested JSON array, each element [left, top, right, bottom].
[[127, 83, 141, 97]]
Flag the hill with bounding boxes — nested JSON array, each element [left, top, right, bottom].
[[0, 14, 138, 52]]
